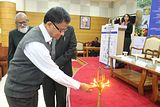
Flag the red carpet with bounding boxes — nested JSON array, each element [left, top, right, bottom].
[[72, 60, 83, 68], [70, 57, 159, 107]]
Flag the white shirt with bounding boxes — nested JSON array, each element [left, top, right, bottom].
[[23, 24, 80, 90]]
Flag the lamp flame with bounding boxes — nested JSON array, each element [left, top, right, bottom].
[[91, 67, 110, 92], [90, 67, 110, 107]]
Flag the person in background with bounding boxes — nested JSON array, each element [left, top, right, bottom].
[[121, 14, 133, 54], [8, 12, 32, 64], [115, 14, 133, 68], [91, 37, 100, 47], [4, 7, 92, 107], [114, 18, 120, 24], [89, 37, 100, 56], [42, 25, 77, 107]]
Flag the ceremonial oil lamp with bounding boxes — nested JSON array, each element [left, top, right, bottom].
[[91, 67, 110, 107]]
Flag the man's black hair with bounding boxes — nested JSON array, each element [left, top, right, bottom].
[[43, 7, 71, 24]]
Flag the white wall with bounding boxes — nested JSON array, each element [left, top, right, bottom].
[[113, 0, 136, 17], [16, 0, 24, 10], [0, 0, 16, 3], [15, 0, 113, 17], [15, 0, 137, 17]]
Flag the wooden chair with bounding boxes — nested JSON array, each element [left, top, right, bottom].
[[0, 43, 8, 79], [0, 57, 8, 77], [0, 67, 2, 80], [131, 36, 160, 59], [76, 42, 86, 57]]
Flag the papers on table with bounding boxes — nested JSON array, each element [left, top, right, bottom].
[[156, 66, 160, 73], [122, 57, 133, 62], [151, 58, 160, 64], [116, 55, 133, 62], [135, 60, 147, 67], [116, 55, 124, 58], [115, 55, 148, 67]]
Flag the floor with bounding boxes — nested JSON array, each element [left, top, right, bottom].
[[0, 75, 46, 107], [70, 57, 160, 107]]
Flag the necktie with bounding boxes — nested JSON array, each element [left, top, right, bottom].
[[50, 38, 56, 60]]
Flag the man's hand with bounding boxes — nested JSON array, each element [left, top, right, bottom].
[[79, 83, 93, 92]]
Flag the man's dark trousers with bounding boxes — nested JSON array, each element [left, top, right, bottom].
[[6, 92, 38, 107], [42, 26, 76, 107]]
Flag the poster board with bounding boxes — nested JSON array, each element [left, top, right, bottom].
[[148, 0, 160, 36], [99, 24, 122, 67]]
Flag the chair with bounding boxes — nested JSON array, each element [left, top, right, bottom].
[[0, 67, 2, 80], [0, 44, 8, 79], [76, 42, 86, 57], [131, 36, 160, 59], [0, 57, 8, 77]]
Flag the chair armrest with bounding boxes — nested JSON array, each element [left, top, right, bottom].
[[144, 49, 153, 57], [153, 50, 160, 58], [131, 47, 143, 51], [145, 49, 154, 53], [144, 49, 160, 58], [130, 47, 144, 55]]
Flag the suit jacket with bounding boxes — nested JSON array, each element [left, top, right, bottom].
[[55, 26, 77, 77], [8, 27, 32, 63], [125, 22, 133, 38]]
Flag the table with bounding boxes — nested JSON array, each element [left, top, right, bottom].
[[84, 47, 100, 57], [110, 55, 160, 102]]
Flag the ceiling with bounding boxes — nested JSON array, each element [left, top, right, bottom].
[[45, 0, 120, 2], [36, 0, 121, 3], [91, 0, 119, 2]]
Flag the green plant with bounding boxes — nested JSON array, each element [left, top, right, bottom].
[[137, 0, 152, 8]]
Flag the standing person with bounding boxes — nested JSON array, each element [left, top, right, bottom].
[[42, 25, 77, 107], [4, 7, 92, 107], [115, 14, 133, 68], [8, 12, 32, 64], [121, 14, 133, 54]]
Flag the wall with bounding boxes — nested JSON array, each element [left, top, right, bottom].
[[0, 1, 16, 47], [26, 12, 109, 43], [113, 0, 136, 17], [15, 0, 137, 42], [16, 0, 137, 18], [26, 12, 44, 26], [16, 0, 113, 17], [70, 15, 108, 42], [0, 0, 137, 47], [16, 0, 111, 42]]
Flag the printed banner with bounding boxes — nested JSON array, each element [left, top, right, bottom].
[[148, 0, 160, 36], [99, 24, 119, 66]]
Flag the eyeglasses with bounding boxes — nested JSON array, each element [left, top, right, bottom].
[[16, 21, 28, 27], [52, 22, 68, 33], [52, 22, 60, 31]]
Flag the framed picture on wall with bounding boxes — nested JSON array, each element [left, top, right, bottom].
[[80, 16, 91, 29]]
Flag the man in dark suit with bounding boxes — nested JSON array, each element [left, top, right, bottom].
[[8, 12, 32, 64], [42, 25, 77, 107]]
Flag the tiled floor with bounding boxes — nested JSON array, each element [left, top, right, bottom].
[[0, 75, 46, 107]]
